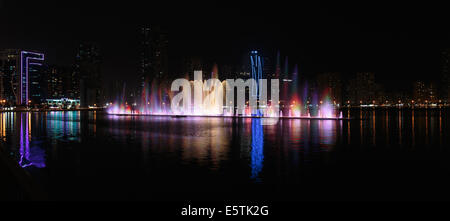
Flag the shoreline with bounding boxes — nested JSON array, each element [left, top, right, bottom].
[[0, 108, 105, 113], [0, 147, 47, 200]]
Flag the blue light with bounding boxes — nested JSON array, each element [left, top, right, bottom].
[[250, 118, 264, 182], [250, 50, 262, 97]]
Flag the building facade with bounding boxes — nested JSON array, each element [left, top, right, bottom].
[[140, 26, 169, 93], [0, 49, 45, 106], [75, 43, 102, 107], [0, 49, 21, 105]]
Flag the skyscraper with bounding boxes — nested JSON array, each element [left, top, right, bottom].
[[139, 26, 169, 94], [68, 65, 80, 100], [20, 51, 45, 105], [413, 81, 426, 103], [45, 65, 71, 99], [0, 49, 21, 105], [355, 72, 376, 104], [28, 56, 45, 104], [344, 72, 380, 105], [316, 72, 343, 105], [442, 49, 450, 103], [75, 43, 102, 108], [0, 49, 45, 106]]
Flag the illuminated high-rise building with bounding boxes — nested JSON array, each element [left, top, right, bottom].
[[345, 72, 379, 105], [316, 72, 343, 105], [0, 49, 21, 105], [355, 72, 376, 104], [45, 65, 72, 99], [413, 81, 426, 103], [26, 53, 45, 104], [75, 43, 102, 107], [0, 49, 45, 106], [139, 26, 169, 93], [442, 49, 450, 103]]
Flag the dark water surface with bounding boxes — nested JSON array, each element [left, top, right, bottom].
[[1, 109, 450, 200]]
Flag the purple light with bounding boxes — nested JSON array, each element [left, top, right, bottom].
[[20, 51, 44, 105], [18, 113, 46, 168]]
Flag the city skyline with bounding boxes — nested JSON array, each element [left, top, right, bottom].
[[2, 1, 450, 92], [2, 48, 450, 109], [3, 0, 450, 214]]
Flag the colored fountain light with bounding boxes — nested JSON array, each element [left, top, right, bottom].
[[107, 52, 345, 120], [106, 75, 344, 119]]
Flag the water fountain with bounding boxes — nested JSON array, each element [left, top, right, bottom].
[[107, 53, 346, 120]]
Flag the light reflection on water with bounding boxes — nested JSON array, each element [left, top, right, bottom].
[[251, 119, 264, 182], [0, 108, 448, 199]]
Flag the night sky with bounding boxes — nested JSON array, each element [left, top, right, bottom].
[[1, 1, 450, 92]]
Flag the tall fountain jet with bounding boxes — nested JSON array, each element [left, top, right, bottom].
[[250, 50, 264, 116], [290, 64, 300, 117], [194, 70, 203, 114]]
